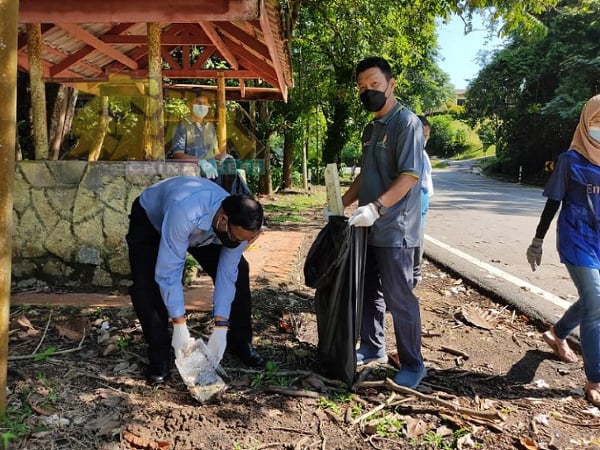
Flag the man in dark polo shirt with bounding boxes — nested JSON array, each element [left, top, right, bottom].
[[341, 56, 426, 389]]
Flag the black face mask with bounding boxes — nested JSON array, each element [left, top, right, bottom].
[[360, 87, 388, 112], [213, 222, 242, 248]]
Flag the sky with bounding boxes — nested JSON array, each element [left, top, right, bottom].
[[436, 14, 505, 90]]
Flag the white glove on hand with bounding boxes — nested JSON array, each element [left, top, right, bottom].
[[322, 207, 333, 221], [348, 203, 380, 227], [206, 327, 228, 366], [199, 159, 218, 179], [526, 237, 543, 271], [171, 323, 193, 359]]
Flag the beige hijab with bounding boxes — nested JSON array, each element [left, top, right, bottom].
[[571, 94, 600, 166]]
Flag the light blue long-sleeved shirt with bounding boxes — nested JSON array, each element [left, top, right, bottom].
[[139, 176, 247, 319]]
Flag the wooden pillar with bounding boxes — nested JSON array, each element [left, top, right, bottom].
[[217, 71, 227, 156], [0, 0, 18, 413], [27, 23, 49, 160], [146, 22, 164, 160]]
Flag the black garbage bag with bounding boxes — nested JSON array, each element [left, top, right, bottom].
[[304, 216, 367, 385], [214, 172, 252, 196]]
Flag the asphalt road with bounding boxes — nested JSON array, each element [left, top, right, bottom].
[[424, 160, 578, 335]]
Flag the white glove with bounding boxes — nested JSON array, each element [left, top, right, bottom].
[[171, 323, 193, 359], [206, 327, 228, 365], [199, 159, 218, 179], [348, 203, 380, 227], [322, 207, 333, 221], [526, 237, 543, 271]]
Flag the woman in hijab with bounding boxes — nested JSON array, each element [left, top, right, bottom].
[[526, 94, 600, 406]]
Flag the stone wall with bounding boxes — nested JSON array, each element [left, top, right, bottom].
[[12, 161, 198, 291]]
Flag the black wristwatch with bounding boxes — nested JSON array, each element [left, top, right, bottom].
[[373, 199, 388, 216]]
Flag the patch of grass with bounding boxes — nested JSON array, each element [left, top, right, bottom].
[[251, 361, 290, 388], [454, 145, 496, 161], [0, 388, 50, 449], [264, 211, 306, 224], [33, 347, 56, 362], [262, 187, 327, 223], [116, 336, 129, 349], [317, 397, 343, 415], [374, 413, 405, 439], [418, 428, 473, 449]]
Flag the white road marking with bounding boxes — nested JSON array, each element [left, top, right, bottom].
[[425, 234, 573, 310]]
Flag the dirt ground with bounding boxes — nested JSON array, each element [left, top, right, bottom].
[[7, 200, 600, 450]]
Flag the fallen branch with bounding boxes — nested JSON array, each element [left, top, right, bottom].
[[229, 368, 346, 388], [33, 311, 52, 355], [440, 346, 470, 359], [270, 426, 312, 435], [352, 393, 397, 425], [264, 386, 321, 398], [8, 329, 86, 361], [555, 415, 600, 427], [384, 378, 503, 420], [355, 378, 503, 421]]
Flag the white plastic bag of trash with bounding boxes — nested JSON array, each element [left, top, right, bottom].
[[175, 338, 227, 404]]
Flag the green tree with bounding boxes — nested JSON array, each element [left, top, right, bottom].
[[465, 0, 600, 176], [249, 0, 560, 191]]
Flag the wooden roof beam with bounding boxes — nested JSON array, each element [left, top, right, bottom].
[[19, 0, 259, 23], [224, 37, 277, 85], [56, 23, 139, 70], [18, 53, 80, 79], [50, 23, 137, 77], [17, 24, 54, 50], [192, 46, 216, 69], [101, 35, 212, 46], [214, 21, 269, 60], [199, 22, 238, 70], [149, 69, 258, 79], [161, 48, 182, 71], [259, 0, 287, 99]]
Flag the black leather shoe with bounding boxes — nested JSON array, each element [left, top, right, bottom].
[[229, 343, 265, 368], [146, 361, 171, 385]]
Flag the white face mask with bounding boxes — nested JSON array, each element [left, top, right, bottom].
[[192, 104, 209, 119], [590, 127, 600, 143]]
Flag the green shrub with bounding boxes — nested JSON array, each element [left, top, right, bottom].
[[427, 115, 482, 159]]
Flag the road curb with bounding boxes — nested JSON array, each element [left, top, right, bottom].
[[424, 240, 581, 343]]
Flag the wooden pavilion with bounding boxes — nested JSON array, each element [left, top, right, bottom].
[[16, 0, 294, 159]]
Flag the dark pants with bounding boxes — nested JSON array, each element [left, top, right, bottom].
[[126, 197, 253, 366], [361, 245, 424, 371]]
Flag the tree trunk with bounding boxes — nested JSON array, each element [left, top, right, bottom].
[[282, 128, 293, 190], [261, 136, 273, 195], [302, 135, 308, 191], [27, 23, 49, 160], [88, 96, 109, 161], [322, 101, 348, 165], [49, 85, 77, 160]]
